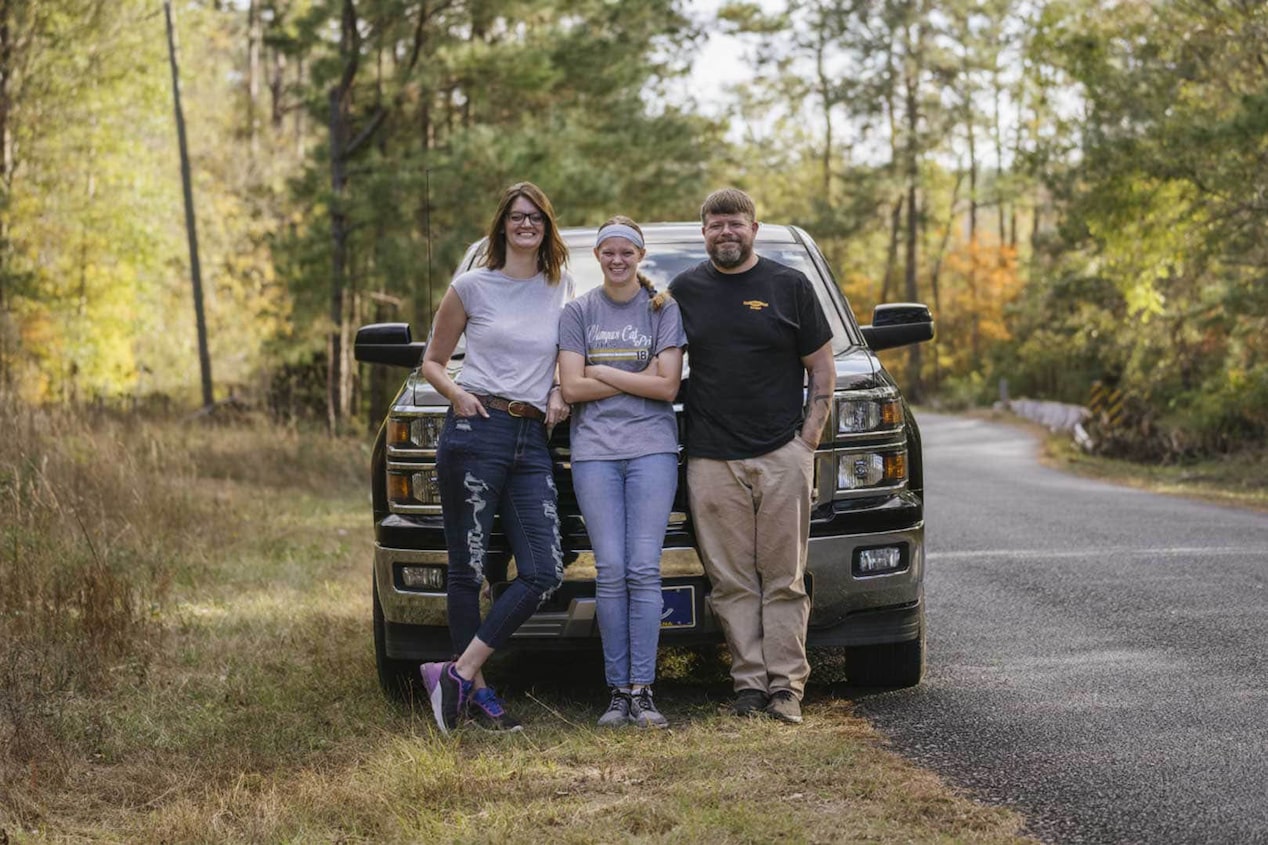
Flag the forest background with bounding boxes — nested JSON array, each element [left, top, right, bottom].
[[2, 0, 1266, 460]]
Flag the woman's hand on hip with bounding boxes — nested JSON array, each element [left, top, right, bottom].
[[451, 389, 488, 418]]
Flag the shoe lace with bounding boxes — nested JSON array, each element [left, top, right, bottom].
[[633, 688, 657, 711], [474, 687, 506, 717], [607, 689, 631, 711]]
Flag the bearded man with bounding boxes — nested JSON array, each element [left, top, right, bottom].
[[668, 187, 836, 725]]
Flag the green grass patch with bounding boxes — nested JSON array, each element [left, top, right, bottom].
[[1, 404, 1034, 844]]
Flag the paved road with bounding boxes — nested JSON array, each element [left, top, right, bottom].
[[851, 413, 1268, 845]]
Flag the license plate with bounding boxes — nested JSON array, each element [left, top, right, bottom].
[[660, 585, 697, 628]]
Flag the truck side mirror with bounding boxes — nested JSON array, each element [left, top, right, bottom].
[[354, 323, 426, 368], [861, 303, 935, 352]]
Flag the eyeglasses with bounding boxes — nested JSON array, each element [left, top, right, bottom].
[[508, 211, 545, 226]]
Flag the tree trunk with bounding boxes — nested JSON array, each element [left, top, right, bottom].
[[880, 45, 901, 306], [993, 69, 1006, 248], [0, 0, 12, 392], [927, 171, 963, 393], [904, 176, 921, 400], [269, 48, 286, 130], [328, 84, 349, 434], [164, 0, 214, 409], [295, 56, 306, 158], [967, 105, 980, 370], [327, 0, 362, 434], [879, 194, 904, 303], [902, 12, 923, 402], [817, 23, 832, 203], [415, 152, 433, 338], [246, 0, 261, 158]]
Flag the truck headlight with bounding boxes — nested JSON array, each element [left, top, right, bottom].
[[837, 395, 903, 435], [387, 413, 445, 449], [836, 449, 906, 491]]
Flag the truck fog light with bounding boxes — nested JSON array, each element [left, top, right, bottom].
[[855, 546, 905, 575], [400, 565, 446, 591]]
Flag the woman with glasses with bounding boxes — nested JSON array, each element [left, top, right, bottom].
[[558, 216, 686, 728], [419, 182, 573, 734]]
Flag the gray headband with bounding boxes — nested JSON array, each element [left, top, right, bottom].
[[595, 224, 644, 249]]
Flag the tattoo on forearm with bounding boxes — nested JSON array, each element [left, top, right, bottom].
[[809, 394, 830, 424], [804, 370, 831, 436]]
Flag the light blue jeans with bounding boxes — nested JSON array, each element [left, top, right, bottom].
[[572, 452, 679, 688]]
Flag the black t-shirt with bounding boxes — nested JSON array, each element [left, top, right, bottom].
[[668, 256, 834, 460]]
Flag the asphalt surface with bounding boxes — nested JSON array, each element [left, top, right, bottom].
[[850, 413, 1268, 845]]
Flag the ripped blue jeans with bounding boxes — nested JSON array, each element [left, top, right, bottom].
[[436, 406, 563, 652]]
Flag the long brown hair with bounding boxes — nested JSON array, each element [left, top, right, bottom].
[[597, 215, 670, 311], [483, 182, 569, 285]]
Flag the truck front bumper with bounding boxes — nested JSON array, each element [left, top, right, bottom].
[[376, 522, 923, 660]]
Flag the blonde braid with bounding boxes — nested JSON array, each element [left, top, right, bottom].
[[637, 271, 670, 312]]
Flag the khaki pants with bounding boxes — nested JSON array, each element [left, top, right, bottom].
[[687, 437, 815, 699]]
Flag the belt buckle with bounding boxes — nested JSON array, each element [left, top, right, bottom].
[[506, 400, 529, 418]]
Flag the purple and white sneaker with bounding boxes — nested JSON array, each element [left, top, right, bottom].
[[419, 661, 472, 735]]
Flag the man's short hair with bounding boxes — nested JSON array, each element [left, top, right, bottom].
[[700, 188, 756, 223]]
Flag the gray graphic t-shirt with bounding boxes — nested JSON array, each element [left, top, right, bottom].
[[558, 286, 687, 461]]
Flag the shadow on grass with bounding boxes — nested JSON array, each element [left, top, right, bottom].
[[376, 643, 914, 730]]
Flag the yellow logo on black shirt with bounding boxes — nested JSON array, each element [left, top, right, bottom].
[[743, 300, 769, 311]]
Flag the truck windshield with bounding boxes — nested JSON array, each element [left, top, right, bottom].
[[451, 234, 857, 354]]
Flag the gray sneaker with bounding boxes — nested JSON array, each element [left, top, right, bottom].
[[598, 689, 632, 727], [732, 688, 769, 717], [766, 689, 803, 724], [629, 687, 669, 729]]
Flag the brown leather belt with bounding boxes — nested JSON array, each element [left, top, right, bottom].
[[470, 394, 545, 421]]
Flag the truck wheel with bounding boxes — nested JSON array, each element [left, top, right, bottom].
[[844, 626, 926, 688], [373, 572, 422, 702]]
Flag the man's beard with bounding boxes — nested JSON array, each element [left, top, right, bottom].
[[709, 239, 751, 269]]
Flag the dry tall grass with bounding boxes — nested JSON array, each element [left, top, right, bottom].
[[0, 401, 364, 802], [2, 402, 178, 769], [0, 401, 1034, 844]]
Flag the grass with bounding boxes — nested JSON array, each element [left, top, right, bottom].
[[0, 402, 1034, 844]]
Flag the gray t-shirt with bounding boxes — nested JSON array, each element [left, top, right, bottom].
[[559, 286, 687, 461], [452, 267, 573, 412]]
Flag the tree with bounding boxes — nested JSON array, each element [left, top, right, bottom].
[[269, 0, 716, 428], [164, 0, 214, 408], [1007, 0, 1268, 454]]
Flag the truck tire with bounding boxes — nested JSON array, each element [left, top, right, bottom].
[[373, 572, 422, 702], [844, 625, 926, 688]]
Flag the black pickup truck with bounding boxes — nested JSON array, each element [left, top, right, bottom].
[[355, 222, 934, 696]]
